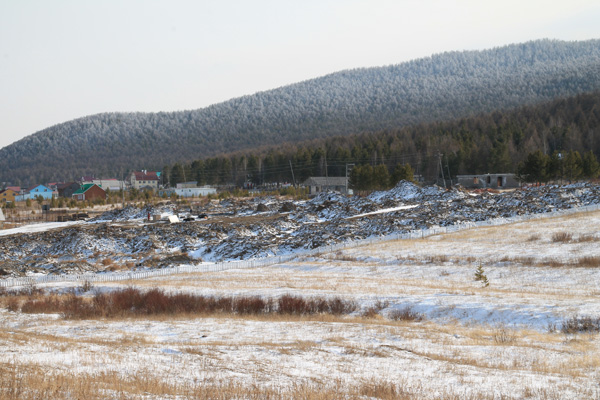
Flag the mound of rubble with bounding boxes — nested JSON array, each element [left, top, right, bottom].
[[2, 181, 600, 277]]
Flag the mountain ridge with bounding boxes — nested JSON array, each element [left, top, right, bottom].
[[2, 38, 600, 185]]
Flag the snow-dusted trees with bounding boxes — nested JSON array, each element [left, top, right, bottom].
[[2, 39, 600, 185]]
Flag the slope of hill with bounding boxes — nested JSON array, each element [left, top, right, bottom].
[[175, 90, 600, 187], [2, 39, 600, 185]]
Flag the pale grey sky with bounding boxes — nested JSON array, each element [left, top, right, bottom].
[[1, 0, 600, 148]]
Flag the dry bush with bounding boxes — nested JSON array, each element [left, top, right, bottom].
[[100, 258, 113, 266], [527, 234, 541, 242], [560, 315, 600, 334], [515, 256, 536, 266], [79, 280, 94, 293], [233, 296, 275, 315], [6, 298, 19, 313], [492, 325, 517, 344], [17, 289, 357, 320], [544, 258, 565, 268], [358, 380, 409, 399], [574, 256, 600, 268], [333, 251, 359, 262], [361, 299, 389, 318], [388, 306, 424, 322], [575, 234, 599, 243], [426, 255, 449, 264], [277, 295, 357, 316], [361, 306, 380, 319], [552, 232, 573, 243]]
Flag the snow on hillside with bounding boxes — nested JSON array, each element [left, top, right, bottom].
[[1, 207, 599, 399]]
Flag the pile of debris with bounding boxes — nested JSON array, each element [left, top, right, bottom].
[[2, 181, 600, 277]]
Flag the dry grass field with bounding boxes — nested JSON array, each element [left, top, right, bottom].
[[2, 210, 600, 399]]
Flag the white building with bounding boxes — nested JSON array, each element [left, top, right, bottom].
[[92, 179, 124, 192], [159, 187, 217, 198]]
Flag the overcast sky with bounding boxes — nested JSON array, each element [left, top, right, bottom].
[[1, 0, 600, 149]]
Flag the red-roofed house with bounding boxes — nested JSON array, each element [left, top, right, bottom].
[[129, 171, 160, 190]]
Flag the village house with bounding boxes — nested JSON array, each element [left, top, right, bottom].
[[92, 178, 124, 192], [302, 177, 351, 196], [57, 182, 81, 198], [5, 186, 21, 193], [72, 184, 106, 202], [456, 173, 519, 189], [0, 188, 18, 203], [159, 182, 216, 198], [15, 184, 55, 201], [130, 171, 160, 190]]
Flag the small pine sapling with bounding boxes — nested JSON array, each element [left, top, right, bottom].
[[474, 264, 489, 287]]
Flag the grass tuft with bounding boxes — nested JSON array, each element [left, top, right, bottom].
[[560, 315, 600, 334], [388, 306, 424, 322], [552, 232, 573, 243]]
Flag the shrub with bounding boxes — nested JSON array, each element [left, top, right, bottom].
[[388, 306, 423, 322], [362, 299, 390, 318], [560, 315, 600, 334], [328, 297, 358, 315], [6, 297, 20, 312], [233, 296, 272, 314], [474, 264, 489, 287], [277, 295, 357, 315], [552, 232, 572, 243], [79, 280, 94, 293], [278, 295, 310, 315], [17, 289, 358, 320], [575, 256, 600, 268], [492, 325, 517, 344]]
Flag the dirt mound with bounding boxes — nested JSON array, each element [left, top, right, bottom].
[[2, 182, 600, 277]]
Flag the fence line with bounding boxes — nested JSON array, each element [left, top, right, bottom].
[[2, 203, 600, 289]]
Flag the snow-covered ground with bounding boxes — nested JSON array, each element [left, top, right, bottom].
[[2, 209, 599, 399]]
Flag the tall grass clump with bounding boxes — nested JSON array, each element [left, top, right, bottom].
[[560, 315, 600, 334], [552, 232, 573, 243], [387, 306, 424, 322]]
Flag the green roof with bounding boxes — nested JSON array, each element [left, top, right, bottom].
[[72, 184, 96, 195]]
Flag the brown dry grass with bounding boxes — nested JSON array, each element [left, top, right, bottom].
[[3, 209, 600, 399], [0, 360, 422, 400]]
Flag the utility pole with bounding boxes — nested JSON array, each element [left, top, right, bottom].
[[122, 173, 126, 208], [445, 156, 453, 187], [325, 155, 329, 189], [289, 160, 296, 187], [345, 163, 355, 195], [437, 152, 447, 189]]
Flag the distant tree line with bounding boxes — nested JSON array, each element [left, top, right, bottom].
[[517, 149, 600, 184], [162, 90, 600, 190]]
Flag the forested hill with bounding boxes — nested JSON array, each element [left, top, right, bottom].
[[2, 39, 600, 185], [177, 90, 600, 189]]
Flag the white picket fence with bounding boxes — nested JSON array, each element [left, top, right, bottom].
[[2, 203, 599, 289]]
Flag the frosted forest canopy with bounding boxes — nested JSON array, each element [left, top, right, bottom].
[[1, 39, 600, 185]]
